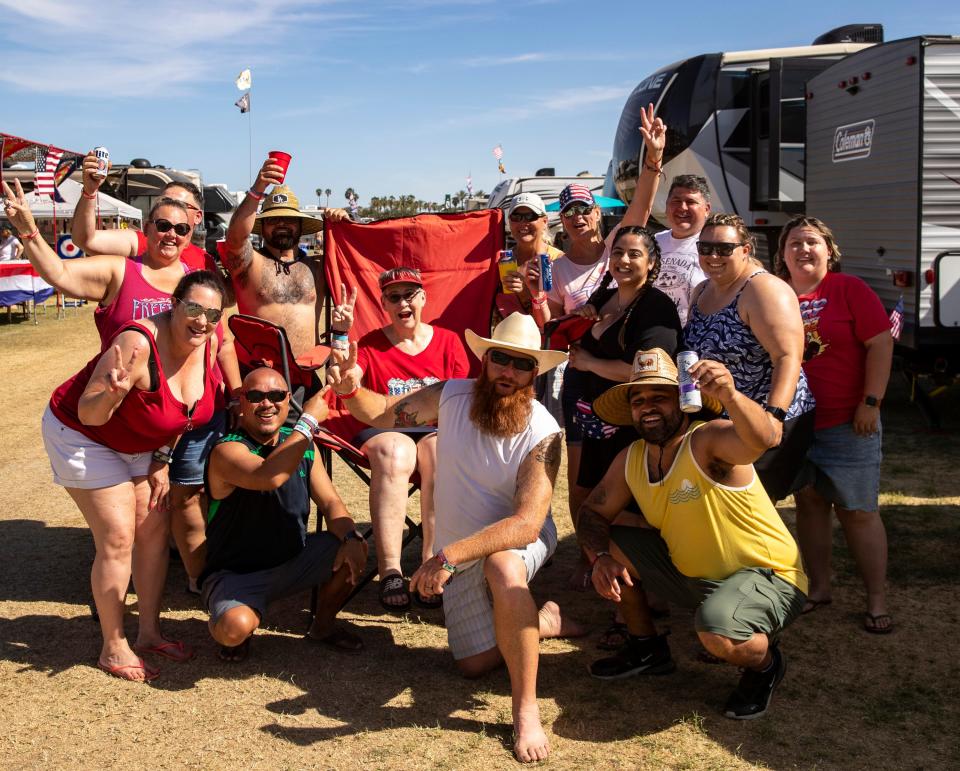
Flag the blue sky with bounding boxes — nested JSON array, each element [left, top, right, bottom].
[[0, 1, 955, 207]]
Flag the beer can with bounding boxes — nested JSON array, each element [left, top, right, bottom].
[[677, 350, 702, 413], [93, 147, 110, 179], [539, 252, 553, 292], [498, 250, 518, 293]]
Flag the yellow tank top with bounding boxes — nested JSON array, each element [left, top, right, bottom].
[[624, 422, 808, 593]]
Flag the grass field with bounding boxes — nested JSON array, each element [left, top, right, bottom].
[[0, 305, 958, 769]]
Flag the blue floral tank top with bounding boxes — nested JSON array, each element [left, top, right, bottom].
[[684, 271, 815, 419]]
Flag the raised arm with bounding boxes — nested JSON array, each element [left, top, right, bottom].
[[617, 103, 665, 229], [222, 157, 285, 276], [72, 151, 139, 256]]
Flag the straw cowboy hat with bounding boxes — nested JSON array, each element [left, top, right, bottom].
[[594, 348, 722, 425], [465, 312, 568, 374], [252, 185, 323, 235]]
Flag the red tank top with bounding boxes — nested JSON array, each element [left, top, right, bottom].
[[49, 321, 218, 454]]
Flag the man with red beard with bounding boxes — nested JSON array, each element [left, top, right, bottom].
[[330, 312, 585, 764]]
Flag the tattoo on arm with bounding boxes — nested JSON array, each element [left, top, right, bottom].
[[393, 401, 426, 427], [391, 381, 444, 427], [533, 433, 562, 479], [222, 239, 253, 282], [577, 506, 612, 554]]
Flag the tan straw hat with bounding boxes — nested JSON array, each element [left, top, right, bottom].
[[253, 185, 323, 235], [593, 349, 722, 425], [465, 312, 568, 374]]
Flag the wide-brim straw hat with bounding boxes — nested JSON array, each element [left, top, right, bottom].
[[252, 185, 323, 236], [465, 312, 568, 374], [594, 348, 722, 425]]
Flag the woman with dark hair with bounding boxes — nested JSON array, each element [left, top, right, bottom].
[[41, 271, 226, 681], [684, 212, 815, 502], [776, 216, 894, 633]]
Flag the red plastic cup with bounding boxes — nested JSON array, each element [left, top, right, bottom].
[[267, 150, 292, 183]]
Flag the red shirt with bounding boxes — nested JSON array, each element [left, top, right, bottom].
[[49, 322, 218, 454], [797, 272, 891, 430], [135, 231, 209, 271]]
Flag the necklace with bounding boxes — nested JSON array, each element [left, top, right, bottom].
[[263, 247, 308, 275]]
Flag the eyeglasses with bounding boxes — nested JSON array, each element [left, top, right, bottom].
[[509, 211, 542, 223], [152, 219, 191, 237], [175, 298, 223, 323], [243, 389, 289, 404], [696, 241, 744, 257], [561, 204, 594, 218], [488, 349, 537, 372], [383, 288, 422, 304]]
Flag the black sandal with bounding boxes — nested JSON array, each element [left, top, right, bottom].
[[378, 573, 411, 611], [596, 622, 629, 651]]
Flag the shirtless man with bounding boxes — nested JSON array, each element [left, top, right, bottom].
[[222, 157, 351, 358]]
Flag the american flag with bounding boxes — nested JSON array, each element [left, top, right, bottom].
[[235, 93, 250, 113], [889, 294, 904, 341], [492, 145, 503, 160], [35, 146, 63, 198], [466, 174, 473, 196]]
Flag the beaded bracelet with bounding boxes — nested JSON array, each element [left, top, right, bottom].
[[81, 190, 98, 200], [339, 385, 359, 400], [21, 229, 41, 242]]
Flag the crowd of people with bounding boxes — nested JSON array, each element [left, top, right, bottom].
[[1, 107, 895, 762]]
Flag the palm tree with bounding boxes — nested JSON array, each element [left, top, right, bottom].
[[324, 188, 331, 207], [315, 188, 323, 207]]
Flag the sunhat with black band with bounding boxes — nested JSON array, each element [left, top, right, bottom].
[[252, 185, 323, 236], [465, 312, 568, 374], [593, 348, 722, 425]]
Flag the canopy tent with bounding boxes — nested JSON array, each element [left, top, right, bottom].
[[24, 179, 142, 221]]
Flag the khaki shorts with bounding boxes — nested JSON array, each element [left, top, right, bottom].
[[611, 526, 806, 642]]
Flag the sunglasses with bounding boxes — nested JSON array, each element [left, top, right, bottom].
[[243, 389, 289, 404], [383, 288, 422, 304], [561, 204, 594, 218], [509, 211, 542, 223], [696, 241, 744, 257], [152, 219, 192, 237], [175, 298, 223, 323], [488, 349, 537, 372]]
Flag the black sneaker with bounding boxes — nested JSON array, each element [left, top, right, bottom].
[[723, 645, 786, 720], [589, 633, 676, 680]]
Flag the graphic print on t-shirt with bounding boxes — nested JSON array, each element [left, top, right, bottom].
[[799, 297, 829, 361], [386, 375, 440, 396], [132, 297, 174, 319]]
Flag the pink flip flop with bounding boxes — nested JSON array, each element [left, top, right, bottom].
[[97, 657, 159, 682], [134, 639, 195, 663]]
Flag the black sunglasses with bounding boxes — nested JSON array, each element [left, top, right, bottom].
[[561, 204, 594, 218], [509, 211, 542, 223], [152, 219, 191, 237], [175, 298, 223, 323], [696, 241, 744, 257], [383, 288, 422, 304], [243, 389, 289, 404], [488, 349, 537, 372]]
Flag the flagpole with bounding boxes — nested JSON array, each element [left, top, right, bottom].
[[248, 93, 253, 183]]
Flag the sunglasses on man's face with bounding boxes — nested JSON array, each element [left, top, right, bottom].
[[488, 349, 537, 372], [152, 219, 191, 237], [243, 389, 289, 404], [509, 211, 542, 223], [175, 298, 223, 323], [383, 288, 422, 304], [561, 204, 594, 218], [696, 241, 744, 257]]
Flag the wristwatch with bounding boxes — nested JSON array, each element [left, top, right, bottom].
[[763, 404, 787, 422], [343, 529, 365, 545], [863, 395, 883, 408]]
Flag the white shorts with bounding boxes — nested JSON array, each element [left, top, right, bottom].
[[442, 517, 557, 660], [41, 405, 153, 489]]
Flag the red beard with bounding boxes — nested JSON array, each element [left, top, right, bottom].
[[470, 370, 535, 437]]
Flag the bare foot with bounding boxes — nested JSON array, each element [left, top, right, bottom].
[[98, 644, 158, 682], [514, 706, 550, 763], [539, 600, 588, 639]]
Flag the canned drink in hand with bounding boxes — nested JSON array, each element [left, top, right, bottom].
[[93, 147, 110, 179], [498, 250, 518, 293], [677, 350, 702, 413], [539, 252, 553, 292]]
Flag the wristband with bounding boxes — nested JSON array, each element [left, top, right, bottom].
[[531, 293, 548, 307], [247, 188, 265, 201], [81, 190, 98, 200], [435, 550, 458, 575], [590, 550, 611, 567], [21, 229, 41, 242], [152, 449, 174, 465], [298, 412, 319, 431], [331, 332, 349, 342], [331, 339, 349, 352], [338, 385, 359, 400], [291, 421, 314, 442]]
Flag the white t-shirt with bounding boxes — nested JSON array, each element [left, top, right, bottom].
[[547, 230, 618, 313], [653, 230, 707, 326], [433, 379, 560, 568], [0, 235, 22, 261]]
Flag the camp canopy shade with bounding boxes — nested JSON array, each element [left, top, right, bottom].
[[23, 178, 142, 221]]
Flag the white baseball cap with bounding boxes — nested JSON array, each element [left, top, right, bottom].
[[508, 192, 546, 217]]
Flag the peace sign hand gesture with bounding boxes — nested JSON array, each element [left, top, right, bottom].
[[107, 344, 139, 396], [331, 283, 358, 333], [638, 102, 667, 164], [1, 178, 37, 236]]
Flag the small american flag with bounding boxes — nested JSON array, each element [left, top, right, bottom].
[[235, 93, 250, 113], [35, 146, 63, 198], [492, 145, 503, 160], [889, 294, 904, 341]]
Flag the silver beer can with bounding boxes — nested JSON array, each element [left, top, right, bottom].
[[93, 147, 110, 179], [677, 350, 702, 413]]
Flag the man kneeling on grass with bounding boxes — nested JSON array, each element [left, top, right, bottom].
[[200, 367, 367, 661], [577, 349, 808, 719]]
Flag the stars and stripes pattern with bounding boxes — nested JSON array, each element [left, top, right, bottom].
[[235, 93, 251, 113], [34, 146, 63, 199], [889, 294, 904, 341]]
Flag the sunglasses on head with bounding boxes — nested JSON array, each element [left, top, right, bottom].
[[243, 389, 289, 404], [488, 349, 537, 372], [383, 288, 422, 304], [175, 298, 223, 323], [561, 204, 594, 218], [509, 211, 542, 223], [152, 219, 191, 237], [696, 241, 744, 257]]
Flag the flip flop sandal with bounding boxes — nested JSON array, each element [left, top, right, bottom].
[[378, 574, 411, 611], [97, 657, 159, 682], [801, 598, 833, 615], [863, 613, 893, 634], [134, 639, 195, 663], [306, 627, 364, 655], [596, 622, 629, 651], [219, 637, 251, 662]]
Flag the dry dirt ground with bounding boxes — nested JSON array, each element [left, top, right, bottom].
[[0, 305, 958, 770]]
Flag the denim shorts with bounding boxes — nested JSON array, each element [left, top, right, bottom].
[[805, 420, 882, 512], [170, 409, 227, 486]]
